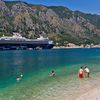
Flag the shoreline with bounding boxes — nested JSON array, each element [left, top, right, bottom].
[[53, 45, 100, 49], [61, 78, 100, 100], [76, 86, 100, 100], [75, 83, 100, 100], [53, 43, 100, 49], [64, 73, 100, 100]]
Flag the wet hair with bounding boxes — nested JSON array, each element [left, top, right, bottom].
[[80, 66, 83, 69], [17, 76, 19, 78], [52, 70, 55, 73], [85, 66, 88, 68]]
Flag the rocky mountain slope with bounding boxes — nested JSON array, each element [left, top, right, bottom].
[[0, 0, 100, 45]]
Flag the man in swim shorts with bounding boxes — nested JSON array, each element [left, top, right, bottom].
[[84, 66, 90, 78]]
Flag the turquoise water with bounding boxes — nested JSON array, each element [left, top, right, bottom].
[[0, 48, 100, 100]]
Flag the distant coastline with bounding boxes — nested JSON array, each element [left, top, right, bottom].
[[53, 43, 100, 49]]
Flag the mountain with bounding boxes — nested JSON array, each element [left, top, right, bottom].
[[0, 1, 100, 45]]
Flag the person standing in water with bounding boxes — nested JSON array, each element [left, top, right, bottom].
[[84, 66, 90, 78], [78, 67, 83, 79]]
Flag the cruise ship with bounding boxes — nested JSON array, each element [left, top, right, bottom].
[[0, 33, 54, 50]]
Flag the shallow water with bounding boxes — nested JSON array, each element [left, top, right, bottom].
[[0, 48, 100, 100]]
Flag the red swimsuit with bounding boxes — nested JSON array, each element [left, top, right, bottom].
[[79, 71, 83, 78]]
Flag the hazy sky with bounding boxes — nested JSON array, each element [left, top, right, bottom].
[[5, 0, 100, 14]]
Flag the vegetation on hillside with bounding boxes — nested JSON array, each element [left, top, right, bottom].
[[0, 1, 100, 45]]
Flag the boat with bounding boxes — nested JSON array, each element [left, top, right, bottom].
[[0, 33, 54, 50]]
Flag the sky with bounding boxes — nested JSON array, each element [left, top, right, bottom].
[[4, 0, 100, 14]]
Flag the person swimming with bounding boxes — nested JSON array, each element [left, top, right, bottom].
[[20, 73, 23, 78], [16, 73, 23, 82], [16, 76, 21, 82], [50, 70, 55, 77]]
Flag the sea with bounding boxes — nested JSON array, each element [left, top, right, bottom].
[[0, 48, 100, 100]]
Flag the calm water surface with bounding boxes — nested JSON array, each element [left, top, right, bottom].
[[0, 48, 100, 100]]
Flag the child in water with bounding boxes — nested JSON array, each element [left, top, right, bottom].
[[78, 67, 83, 79]]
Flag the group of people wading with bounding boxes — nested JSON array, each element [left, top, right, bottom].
[[78, 66, 90, 79]]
